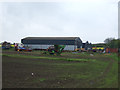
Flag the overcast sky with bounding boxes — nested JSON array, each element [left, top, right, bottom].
[[0, 0, 118, 43]]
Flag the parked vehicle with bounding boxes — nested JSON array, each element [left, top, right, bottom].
[[47, 45, 65, 55], [15, 43, 32, 52]]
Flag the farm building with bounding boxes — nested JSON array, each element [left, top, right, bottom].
[[21, 37, 82, 51], [82, 41, 92, 50]]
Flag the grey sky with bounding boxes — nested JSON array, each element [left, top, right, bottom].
[[0, 0, 118, 43]]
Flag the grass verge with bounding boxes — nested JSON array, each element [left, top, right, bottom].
[[2, 54, 96, 62]]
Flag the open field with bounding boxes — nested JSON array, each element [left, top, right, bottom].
[[2, 50, 118, 88]]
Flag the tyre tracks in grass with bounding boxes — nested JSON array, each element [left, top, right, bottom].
[[87, 58, 115, 88]]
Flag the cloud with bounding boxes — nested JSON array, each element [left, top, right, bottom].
[[0, 1, 118, 43]]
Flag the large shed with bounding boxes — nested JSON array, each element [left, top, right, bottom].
[[21, 37, 82, 51]]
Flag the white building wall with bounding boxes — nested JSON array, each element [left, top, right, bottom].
[[24, 44, 77, 51], [24, 44, 53, 49], [64, 45, 77, 51]]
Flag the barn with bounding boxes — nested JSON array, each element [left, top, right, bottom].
[[21, 37, 82, 51]]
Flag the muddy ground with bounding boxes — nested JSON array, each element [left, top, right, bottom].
[[2, 51, 118, 88]]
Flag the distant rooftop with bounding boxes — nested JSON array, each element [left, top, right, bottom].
[[22, 37, 79, 40]]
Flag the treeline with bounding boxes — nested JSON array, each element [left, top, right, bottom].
[[104, 38, 120, 48]]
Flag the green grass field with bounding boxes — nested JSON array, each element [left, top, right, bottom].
[[2, 50, 118, 88]]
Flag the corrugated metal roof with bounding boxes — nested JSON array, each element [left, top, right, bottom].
[[22, 37, 79, 40]]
